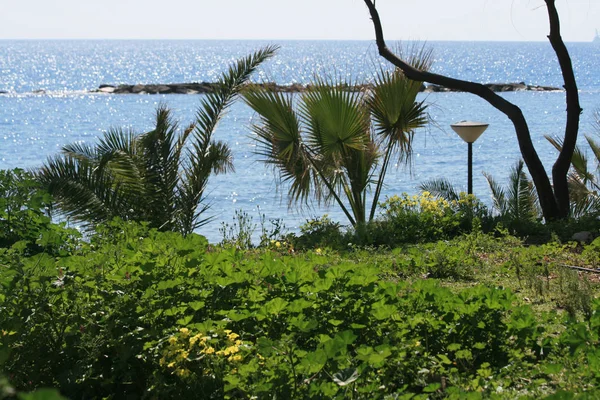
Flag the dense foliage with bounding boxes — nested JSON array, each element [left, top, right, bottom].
[[0, 169, 79, 256], [2, 208, 600, 399]]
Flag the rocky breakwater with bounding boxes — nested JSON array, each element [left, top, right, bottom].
[[422, 82, 561, 93], [93, 81, 562, 94], [94, 82, 309, 94]]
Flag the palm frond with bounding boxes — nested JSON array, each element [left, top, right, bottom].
[[419, 178, 460, 202], [194, 45, 278, 148], [37, 155, 133, 226], [568, 172, 600, 217], [367, 68, 428, 221], [545, 134, 591, 182], [546, 133, 600, 215], [300, 81, 370, 160], [178, 47, 277, 234], [484, 160, 539, 221], [585, 135, 600, 190], [244, 86, 319, 206], [483, 171, 507, 216]]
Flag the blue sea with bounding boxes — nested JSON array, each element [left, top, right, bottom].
[[1, 40, 600, 242]]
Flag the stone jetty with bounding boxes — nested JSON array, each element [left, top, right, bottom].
[[92, 81, 561, 95]]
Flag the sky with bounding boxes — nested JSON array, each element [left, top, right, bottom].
[[2, 0, 599, 42]]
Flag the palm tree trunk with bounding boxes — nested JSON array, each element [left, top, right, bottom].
[[369, 141, 394, 221], [304, 148, 358, 226]]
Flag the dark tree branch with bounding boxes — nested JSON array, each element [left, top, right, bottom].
[[545, 0, 582, 217], [362, 0, 581, 220]]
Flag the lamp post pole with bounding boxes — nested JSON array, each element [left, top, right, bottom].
[[450, 121, 489, 196], [468, 142, 473, 194]]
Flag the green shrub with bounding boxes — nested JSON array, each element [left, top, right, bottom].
[[0, 169, 80, 256], [3, 220, 600, 398], [289, 215, 345, 251], [374, 192, 492, 246]]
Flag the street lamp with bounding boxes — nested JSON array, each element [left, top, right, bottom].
[[450, 121, 489, 195]]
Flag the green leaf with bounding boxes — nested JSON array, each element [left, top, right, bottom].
[[156, 279, 182, 290], [176, 315, 194, 326], [188, 301, 205, 311], [335, 330, 357, 346], [301, 349, 328, 373], [447, 343, 462, 352], [264, 297, 289, 315], [371, 302, 398, 320], [438, 354, 452, 365], [289, 315, 318, 332], [423, 383, 441, 393]]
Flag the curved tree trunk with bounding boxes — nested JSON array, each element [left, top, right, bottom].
[[545, 0, 583, 218], [362, 0, 581, 220]]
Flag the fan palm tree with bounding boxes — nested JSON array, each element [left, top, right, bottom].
[[37, 46, 277, 236], [243, 61, 429, 227], [545, 112, 600, 217]]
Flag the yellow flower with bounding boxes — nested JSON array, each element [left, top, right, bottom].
[[227, 332, 240, 341], [275, 241, 281, 248], [167, 362, 176, 368], [203, 346, 215, 355], [189, 334, 202, 346], [176, 350, 189, 361], [229, 354, 243, 362], [179, 327, 190, 337], [415, 341, 421, 347], [168, 336, 178, 345], [176, 368, 190, 378], [315, 248, 322, 255]]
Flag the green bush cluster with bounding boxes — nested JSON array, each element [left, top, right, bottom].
[[287, 193, 493, 250], [0, 169, 79, 256], [1, 218, 600, 399]]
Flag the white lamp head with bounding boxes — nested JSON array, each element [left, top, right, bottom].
[[451, 121, 489, 143]]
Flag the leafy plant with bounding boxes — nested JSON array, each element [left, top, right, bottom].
[[484, 159, 541, 223], [0, 169, 80, 256], [290, 215, 344, 250], [38, 46, 277, 236], [0, 169, 53, 250], [4, 217, 600, 398]]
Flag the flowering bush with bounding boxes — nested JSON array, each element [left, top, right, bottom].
[[145, 328, 251, 397], [377, 191, 489, 244]]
